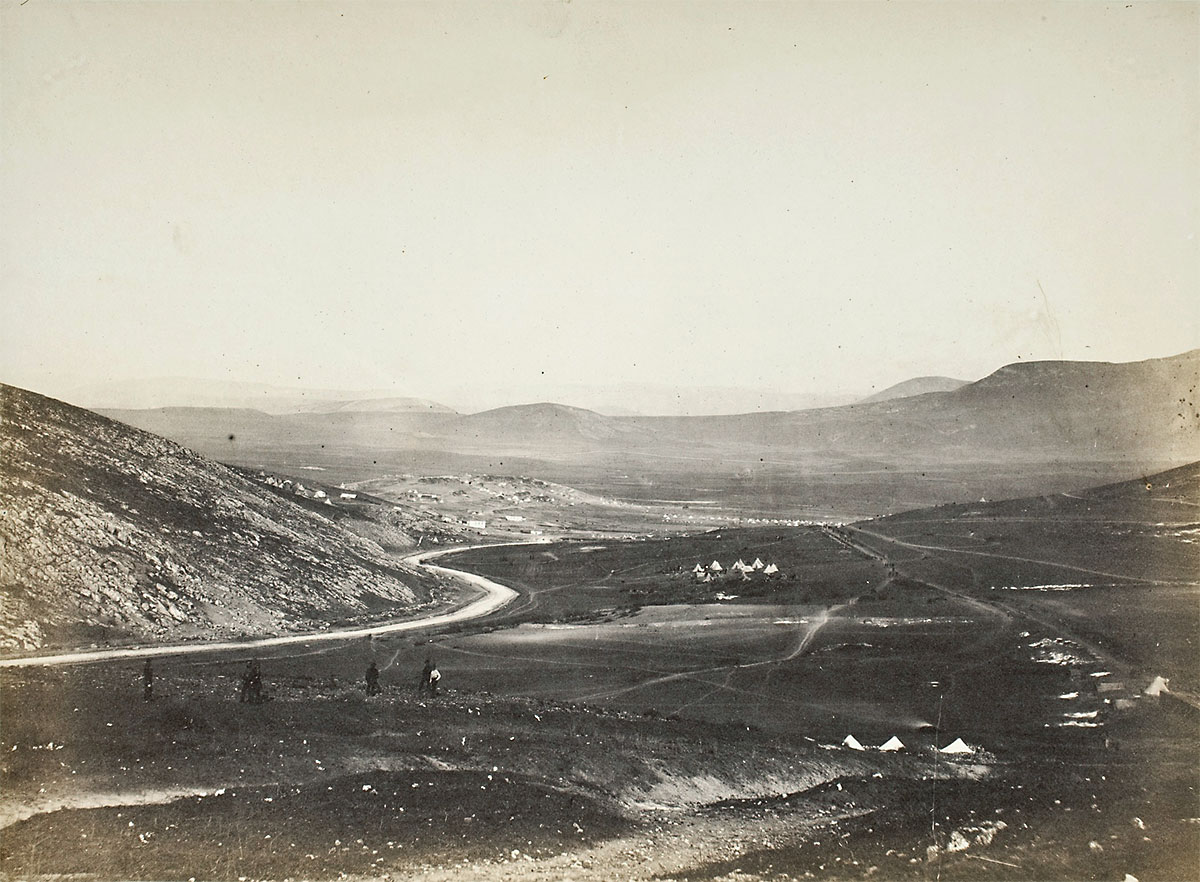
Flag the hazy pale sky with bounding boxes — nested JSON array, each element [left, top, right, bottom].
[[2, 1, 1197, 407]]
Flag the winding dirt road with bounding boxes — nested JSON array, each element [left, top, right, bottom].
[[0, 545, 521, 669]]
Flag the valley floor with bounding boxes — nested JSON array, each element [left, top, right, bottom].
[[2, 501, 1198, 881]]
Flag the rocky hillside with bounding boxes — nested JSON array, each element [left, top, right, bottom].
[[0, 385, 434, 654]]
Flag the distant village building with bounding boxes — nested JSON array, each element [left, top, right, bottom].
[[313, 490, 327, 499], [339, 492, 357, 500], [467, 520, 487, 530]]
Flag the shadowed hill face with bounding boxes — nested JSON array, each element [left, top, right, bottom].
[[936, 349, 1200, 459], [0, 385, 431, 654], [958, 350, 1199, 411], [647, 349, 1200, 462]]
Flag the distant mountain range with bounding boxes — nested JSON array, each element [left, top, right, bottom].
[[95, 349, 1199, 466], [69, 377, 455, 415], [72, 377, 860, 417], [0, 384, 430, 653], [438, 382, 856, 416], [67, 371, 994, 417]]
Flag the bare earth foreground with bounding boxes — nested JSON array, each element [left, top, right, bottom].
[[2, 470, 1199, 881]]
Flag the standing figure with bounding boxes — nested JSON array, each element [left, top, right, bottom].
[[420, 658, 439, 697], [142, 659, 154, 702], [240, 660, 255, 703], [248, 660, 264, 703], [365, 661, 381, 695]]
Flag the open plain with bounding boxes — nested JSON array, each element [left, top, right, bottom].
[[3, 463, 1197, 880]]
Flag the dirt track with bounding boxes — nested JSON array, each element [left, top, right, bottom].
[[850, 525, 1181, 585]]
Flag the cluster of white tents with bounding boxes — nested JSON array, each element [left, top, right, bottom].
[[840, 734, 976, 754], [692, 558, 780, 582]]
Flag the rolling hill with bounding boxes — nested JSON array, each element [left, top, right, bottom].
[[444, 402, 658, 448], [633, 349, 1199, 461], [857, 375, 968, 403], [0, 385, 434, 654]]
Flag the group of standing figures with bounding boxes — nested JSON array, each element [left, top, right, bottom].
[[368, 658, 440, 697], [139, 656, 441, 703]]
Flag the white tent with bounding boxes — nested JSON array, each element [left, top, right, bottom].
[[1144, 675, 1170, 696], [733, 558, 748, 571], [842, 734, 865, 750], [939, 738, 973, 754], [696, 571, 711, 583], [752, 558, 765, 570], [709, 560, 724, 572], [763, 563, 779, 575], [693, 563, 705, 574], [879, 736, 905, 752]]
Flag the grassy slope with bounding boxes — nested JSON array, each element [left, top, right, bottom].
[[849, 463, 1200, 690]]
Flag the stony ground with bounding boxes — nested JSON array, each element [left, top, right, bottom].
[[2, 656, 1196, 882]]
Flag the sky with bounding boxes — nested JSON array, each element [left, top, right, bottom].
[[2, 1, 1197, 412]]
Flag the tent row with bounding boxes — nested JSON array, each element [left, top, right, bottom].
[[692, 558, 780, 580], [840, 734, 976, 754]]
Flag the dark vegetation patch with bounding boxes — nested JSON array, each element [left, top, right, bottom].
[[0, 770, 628, 880]]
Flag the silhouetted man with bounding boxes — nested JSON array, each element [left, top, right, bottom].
[[241, 660, 264, 703], [240, 661, 254, 703], [365, 661, 380, 695], [248, 660, 264, 703]]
